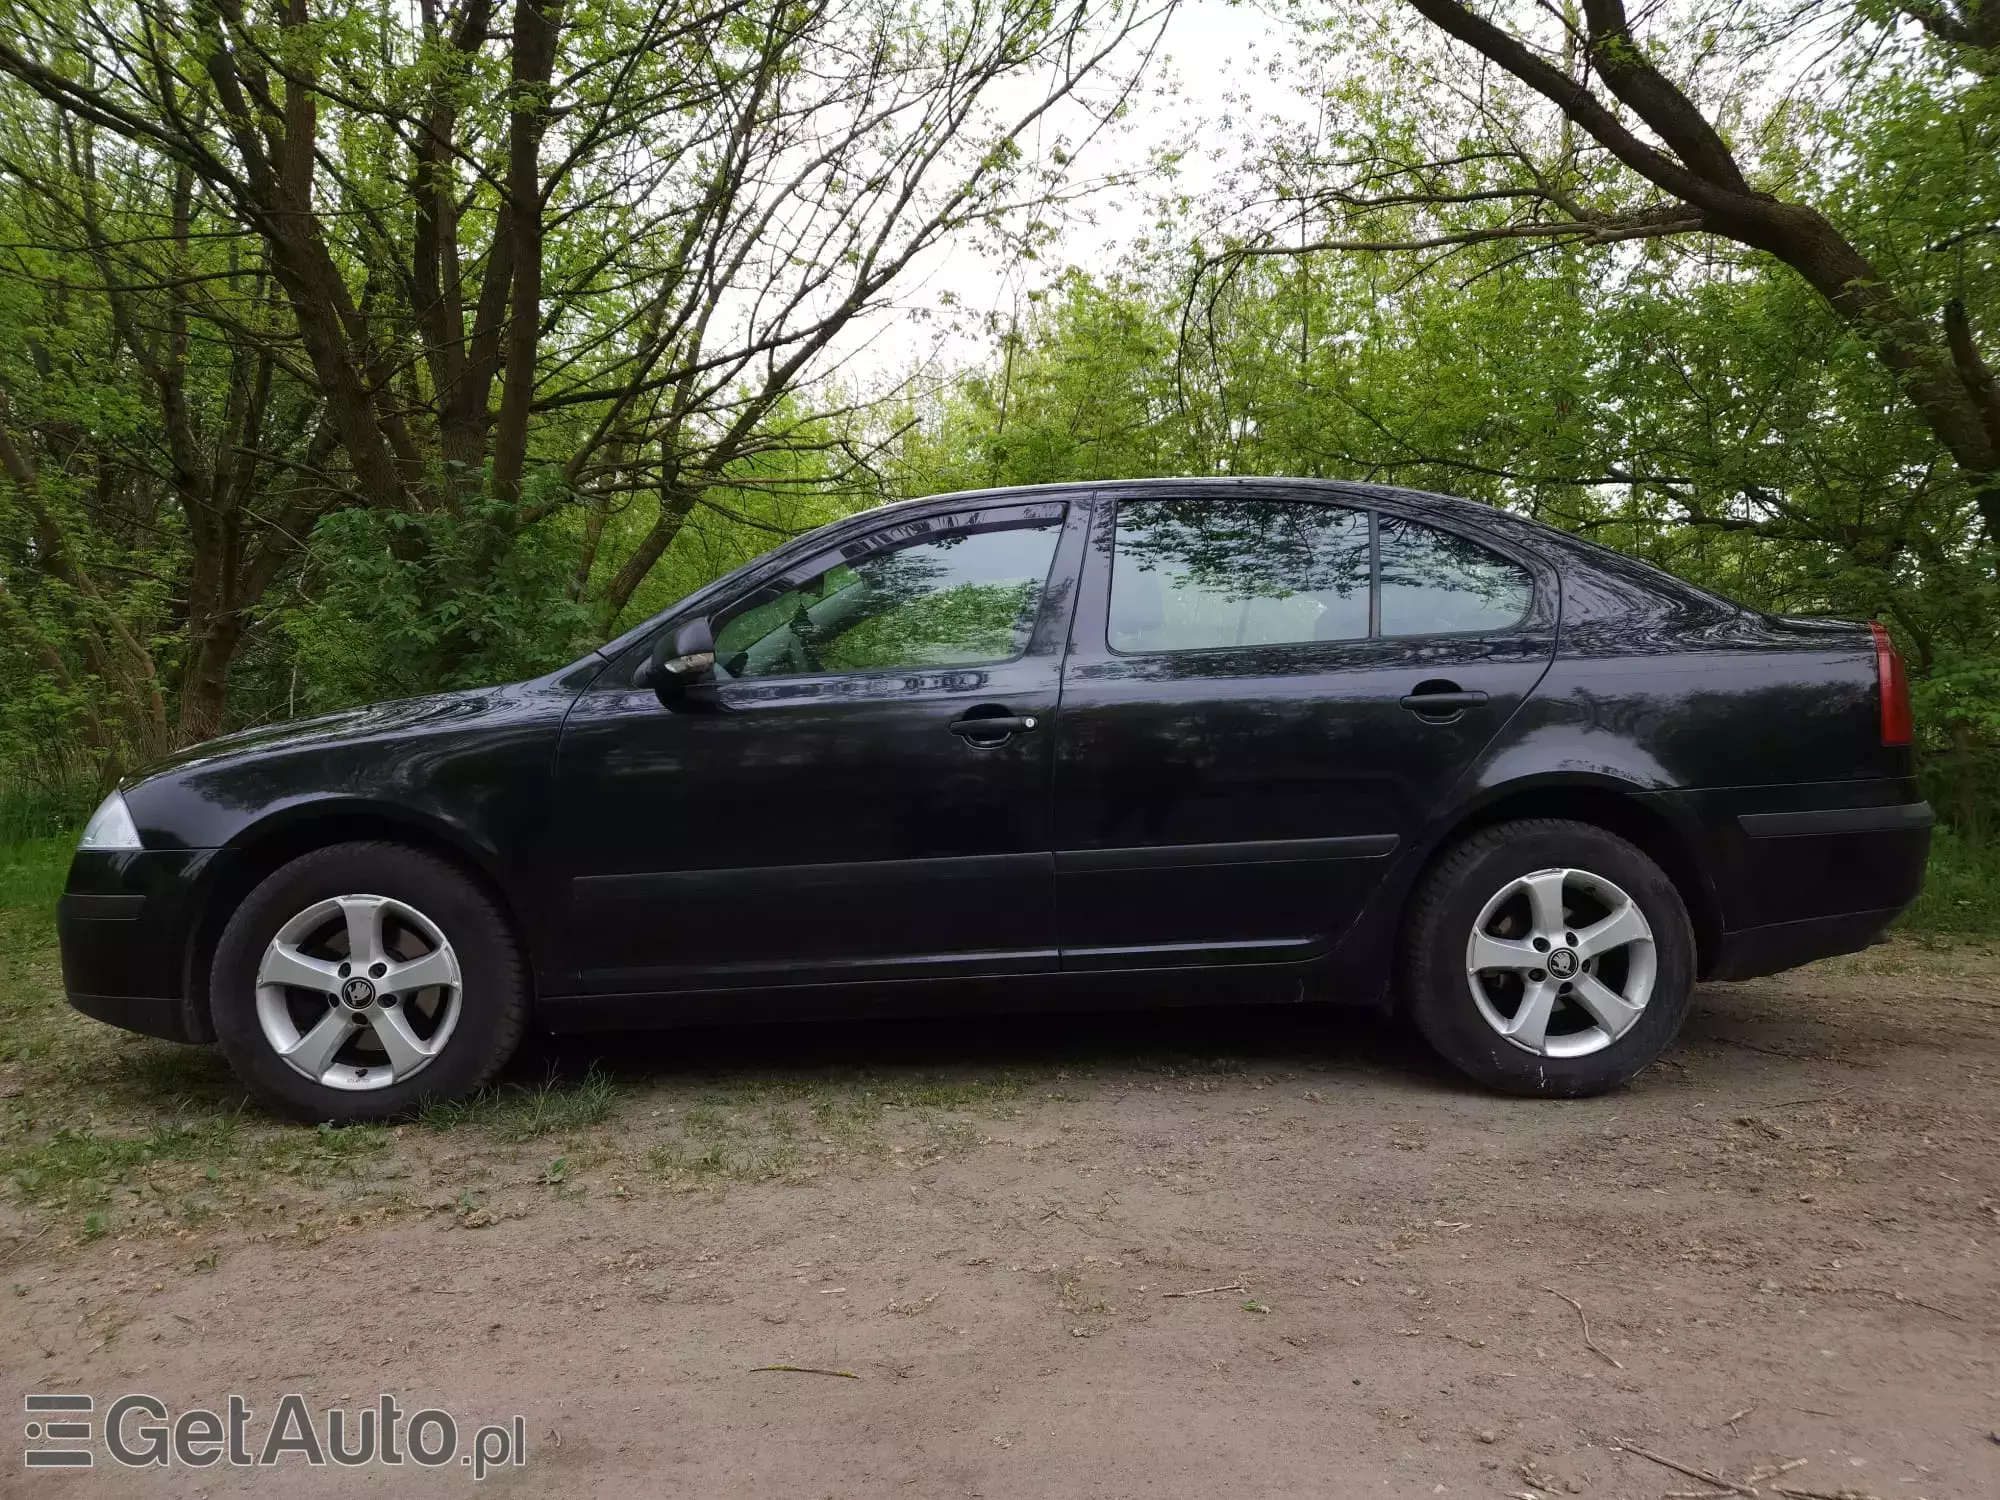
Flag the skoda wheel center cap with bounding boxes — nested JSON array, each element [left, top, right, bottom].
[[340, 976, 377, 1010], [1547, 948, 1579, 979]]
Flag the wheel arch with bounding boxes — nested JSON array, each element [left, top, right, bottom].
[[182, 803, 535, 1042], [1408, 775, 1722, 978]]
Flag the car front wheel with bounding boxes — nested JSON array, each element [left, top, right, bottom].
[[1400, 818, 1695, 1096], [210, 842, 528, 1121]]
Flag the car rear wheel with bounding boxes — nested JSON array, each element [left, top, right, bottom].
[[211, 842, 527, 1122], [1400, 818, 1695, 1096]]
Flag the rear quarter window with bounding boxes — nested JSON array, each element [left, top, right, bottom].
[[1378, 514, 1531, 636]]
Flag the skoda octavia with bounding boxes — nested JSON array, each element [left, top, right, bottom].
[[57, 479, 1932, 1119]]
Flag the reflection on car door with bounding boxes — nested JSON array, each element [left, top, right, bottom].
[[555, 500, 1086, 995], [1052, 492, 1557, 969]]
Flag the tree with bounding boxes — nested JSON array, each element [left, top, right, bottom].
[[1197, 0, 2000, 538], [0, 0, 1170, 749]]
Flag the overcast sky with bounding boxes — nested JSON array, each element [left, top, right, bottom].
[[826, 0, 1302, 387]]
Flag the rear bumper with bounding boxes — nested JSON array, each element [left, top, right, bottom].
[[1726, 798, 1931, 944], [1706, 906, 1902, 983], [1642, 782, 1931, 980], [57, 848, 222, 1044]]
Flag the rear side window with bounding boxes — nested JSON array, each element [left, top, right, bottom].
[[1109, 499, 1529, 653], [1110, 500, 1371, 653], [1378, 513, 1531, 636]]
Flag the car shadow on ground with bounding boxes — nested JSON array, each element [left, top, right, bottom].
[[98, 975, 1843, 1123], [506, 994, 1464, 1097]]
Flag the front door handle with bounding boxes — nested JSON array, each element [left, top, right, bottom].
[[950, 713, 1039, 743], [1400, 687, 1489, 719]]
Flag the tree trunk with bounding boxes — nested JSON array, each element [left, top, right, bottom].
[[599, 472, 702, 626], [490, 0, 562, 509], [176, 615, 244, 745], [1953, 718, 1984, 846]]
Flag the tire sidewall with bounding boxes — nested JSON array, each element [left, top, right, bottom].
[[211, 843, 523, 1122], [1407, 822, 1694, 1096]]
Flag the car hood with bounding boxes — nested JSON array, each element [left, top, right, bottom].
[[126, 653, 616, 787], [130, 687, 521, 784], [115, 663, 609, 852]]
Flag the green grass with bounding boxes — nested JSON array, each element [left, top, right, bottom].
[[1898, 826, 2000, 936], [0, 835, 451, 1240], [0, 1114, 392, 1236], [0, 837, 76, 1068], [0, 835, 1000, 1243], [260, 1120, 392, 1168], [6, 1118, 242, 1210], [0, 835, 69, 937], [417, 1068, 620, 1141]]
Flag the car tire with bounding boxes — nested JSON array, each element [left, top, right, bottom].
[[1400, 818, 1695, 1097], [210, 841, 527, 1122]]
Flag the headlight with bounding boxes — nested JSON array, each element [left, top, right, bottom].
[[78, 791, 143, 851]]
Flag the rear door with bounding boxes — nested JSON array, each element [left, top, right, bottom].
[[556, 499, 1086, 994], [1052, 490, 1557, 969]]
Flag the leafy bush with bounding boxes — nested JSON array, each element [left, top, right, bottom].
[[281, 488, 599, 715], [1899, 826, 2000, 937], [0, 749, 101, 845]]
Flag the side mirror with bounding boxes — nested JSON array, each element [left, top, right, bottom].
[[634, 618, 716, 707]]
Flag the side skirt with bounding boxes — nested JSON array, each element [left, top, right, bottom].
[[536, 958, 1376, 1034]]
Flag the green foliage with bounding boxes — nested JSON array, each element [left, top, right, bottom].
[[894, 271, 1193, 492], [1899, 827, 2000, 935], [0, 0, 1140, 757], [282, 492, 600, 714], [817, 581, 1040, 672], [0, 752, 99, 846]]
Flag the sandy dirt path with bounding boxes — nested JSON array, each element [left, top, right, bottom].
[[5, 941, 1998, 1497]]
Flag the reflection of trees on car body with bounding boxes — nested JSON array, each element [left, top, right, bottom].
[[716, 523, 1062, 678], [1109, 499, 1527, 654]]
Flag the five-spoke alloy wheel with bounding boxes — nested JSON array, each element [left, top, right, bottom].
[[255, 894, 464, 1091], [1464, 866, 1656, 1058], [1402, 819, 1695, 1096], [213, 842, 526, 1121]]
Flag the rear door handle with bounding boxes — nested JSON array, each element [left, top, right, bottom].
[[950, 713, 1039, 742], [1400, 689, 1489, 716]]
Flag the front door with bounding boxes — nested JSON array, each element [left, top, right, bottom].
[[556, 499, 1085, 994], [1052, 490, 1557, 969]]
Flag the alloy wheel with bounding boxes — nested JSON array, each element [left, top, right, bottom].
[[254, 893, 463, 1091], [1463, 866, 1656, 1058]]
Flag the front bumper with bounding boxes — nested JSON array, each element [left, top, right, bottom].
[[64, 989, 194, 1043], [57, 848, 224, 1044]]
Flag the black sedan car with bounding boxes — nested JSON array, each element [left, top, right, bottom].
[[59, 479, 1931, 1119]]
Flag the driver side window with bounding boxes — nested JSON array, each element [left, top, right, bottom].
[[713, 516, 1062, 680]]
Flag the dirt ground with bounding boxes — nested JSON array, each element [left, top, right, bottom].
[[3, 939, 1998, 1498]]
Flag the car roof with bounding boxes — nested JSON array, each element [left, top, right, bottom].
[[834, 475, 1540, 545], [908, 474, 1503, 517]]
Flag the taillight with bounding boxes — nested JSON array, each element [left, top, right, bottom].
[[1870, 621, 1912, 746]]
